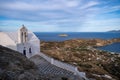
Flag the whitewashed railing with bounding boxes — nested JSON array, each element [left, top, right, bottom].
[[53, 58, 77, 73], [39, 52, 51, 62], [38, 52, 88, 80]]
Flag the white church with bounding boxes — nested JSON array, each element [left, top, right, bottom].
[[0, 25, 40, 58]]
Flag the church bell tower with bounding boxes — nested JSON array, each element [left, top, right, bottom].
[[18, 25, 28, 43]]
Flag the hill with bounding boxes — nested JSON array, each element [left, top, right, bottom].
[[0, 45, 48, 80], [108, 30, 120, 32], [41, 38, 120, 80]]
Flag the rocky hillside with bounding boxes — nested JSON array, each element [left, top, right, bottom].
[[0, 45, 73, 80], [41, 38, 120, 80], [0, 45, 49, 80]]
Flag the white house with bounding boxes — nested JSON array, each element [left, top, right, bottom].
[[0, 25, 40, 58]]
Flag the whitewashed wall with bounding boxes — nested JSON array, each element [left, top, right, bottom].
[[28, 31, 40, 53], [17, 43, 31, 57], [39, 52, 51, 62], [17, 40, 40, 58], [53, 59, 77, 73], [29, 40, 40, 54]]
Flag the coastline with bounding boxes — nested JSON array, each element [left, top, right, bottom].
[[41, 38, 120, 80], [96, 42, 120, 54], [35, 32, 120, 42]]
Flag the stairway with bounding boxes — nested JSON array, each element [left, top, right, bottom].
[[30, 55, 81, 80]]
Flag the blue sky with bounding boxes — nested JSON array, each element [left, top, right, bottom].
[[0, 0, 120, 32]]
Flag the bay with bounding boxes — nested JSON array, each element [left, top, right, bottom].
[[34, 32, 120, 53], [97, 42, 120, 53]]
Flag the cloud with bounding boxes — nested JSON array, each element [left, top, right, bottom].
[[0, 0, 80, 11], [0, 0, 100, 20], [80, 18, 120, 32], [0, 0, 120, 32], [80, 1, 99, 9], [1, 17, 120, 32]]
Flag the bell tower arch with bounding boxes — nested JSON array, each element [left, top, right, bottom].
[[18, 25, 28, 43]]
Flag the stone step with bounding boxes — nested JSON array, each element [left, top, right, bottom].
[[30, 55, 82, 80]]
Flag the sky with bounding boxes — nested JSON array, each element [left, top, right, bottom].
[[0, 0, 120, 32]]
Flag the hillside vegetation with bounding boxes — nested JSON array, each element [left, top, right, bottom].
[[41, 38, 120, 80]]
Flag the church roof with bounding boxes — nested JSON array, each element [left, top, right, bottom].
[[4, 31, 39, 44], [6, 32, 18, 43], [28, 31, 39, 41], [0, 25, 39, 44]]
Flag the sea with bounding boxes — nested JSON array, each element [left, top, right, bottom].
[[34, 32, 120, 53]]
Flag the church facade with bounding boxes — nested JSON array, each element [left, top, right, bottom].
[[0, 25, 40, 58]]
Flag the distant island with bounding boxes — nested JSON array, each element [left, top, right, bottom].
[[108, 30, 120, 32], [58, 34, 68, 37]]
